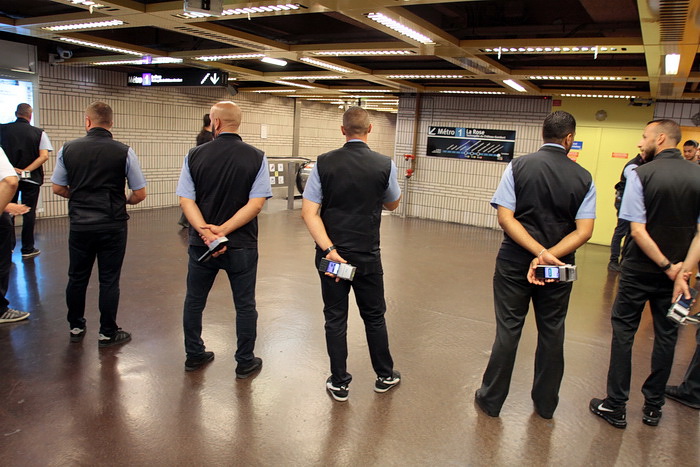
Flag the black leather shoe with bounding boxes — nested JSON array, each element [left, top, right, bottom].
[[665, 385, 700, 409], [474, 389, 499, 417], [236, 357, 262, 379], [185, 351, 215, 372]]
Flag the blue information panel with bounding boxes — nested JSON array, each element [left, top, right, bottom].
[[427, 126, 516, 162]]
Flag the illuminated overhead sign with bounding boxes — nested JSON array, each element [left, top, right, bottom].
[[127, 69, 228, 87]]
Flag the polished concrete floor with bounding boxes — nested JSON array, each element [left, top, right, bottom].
[[1, 201, 698, 466]]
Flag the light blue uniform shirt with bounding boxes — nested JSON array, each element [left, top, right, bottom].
[[490, 144, 596, 219], [176, 135, 272, 200], [302, 140, 401, 204], [51, 146, 147, 190]]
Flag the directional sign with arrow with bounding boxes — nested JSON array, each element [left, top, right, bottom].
[[128, 69, 228, 87]]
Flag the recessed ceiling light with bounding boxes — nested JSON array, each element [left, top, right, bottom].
[[261, 57, 287, 66], [43, 19, 124, 31], [366, 12, 434, 44], [195, 53, 265, 61], [299, 57, 351, 73], [503, 79, 526, 92], [58, 37, 142, 56]]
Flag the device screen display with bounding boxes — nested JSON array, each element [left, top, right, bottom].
[[675, 289, 698, 309], [325, 261, 340, 274], [543, 267, 560, 279]]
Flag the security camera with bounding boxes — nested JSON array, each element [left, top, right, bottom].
[[57, 46, 73, 60]]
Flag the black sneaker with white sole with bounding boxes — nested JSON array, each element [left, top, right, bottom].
[[70, 327, 86, 343], [589, 397, 627, 428], [642, 404, 662, 426], [326, 377, 349, 402], [98, 329, 131, 348], [375, 370, 401, 393]]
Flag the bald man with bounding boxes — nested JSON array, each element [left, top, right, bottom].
[[177, 101, 272, 376], [51, 101, 147, 347]]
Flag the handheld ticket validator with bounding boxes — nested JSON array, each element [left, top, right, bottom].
[[534, 264, 577, 282], [667, 287, 700, 325], [197, 237, 229, 263], [318, 258, 356, 281]]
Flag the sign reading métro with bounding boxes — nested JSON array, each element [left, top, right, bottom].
[[427, 126, 516, 162], [127, 69, 228, 87]]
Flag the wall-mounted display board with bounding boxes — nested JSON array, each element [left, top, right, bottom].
[[127, 69, 228, 87], [427, 126, 516, 162]]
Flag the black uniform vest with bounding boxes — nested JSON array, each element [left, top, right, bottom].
[[498, 145, 593, 264], [187, 133, 264, 248], [317, 141, 392, 259], [623, 149, 700, 273], [0, 118, 44, 184], [62, 127, 130, 231]]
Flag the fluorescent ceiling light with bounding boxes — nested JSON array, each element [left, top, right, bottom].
[[503, 79, 526, 92], [482, 46, 617, 54], [439, 90, 506, 95], [299, 57, 350, 73], [274, 80, 315, 88], [43, 19, 124, 31], [282, 76, 342, 80], [528, 75, 625, 81], [366, 12, 434, 44], [387, 74, 464, 79], [222, 4, 301, 15], [313, 50, 414, 56], [178, 11, 213, 19], [261, 57, 287, 66], [58, 37, 143, 56], [561, 93, 638, 99], [70, 0, 104, 7], [196, 53, 264, 61], [339, 89, 393, 92], [665, 53, 681, 75], [93, 57, 183, 66]]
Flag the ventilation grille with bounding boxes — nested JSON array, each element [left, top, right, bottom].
[[659, 0, 689, 42], [659, 82, 675, 97], [173, 26, 266, 49]]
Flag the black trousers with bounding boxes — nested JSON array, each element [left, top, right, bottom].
[[183, 246, 258, 364], [316, 251, 394, 386], [0, 213, 12, 311], [66, 227, 127, 336], [670, 327, 700, 403], [478, 258, 573, 417], [605, 268, 679, 408], [11, 181, 40, 254], [609, 216, 630, 263]]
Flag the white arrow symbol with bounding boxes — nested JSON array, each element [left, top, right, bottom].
[[209, 73, 220, 84], [200, 73, 211, 84], [428, 127, 436, 135]]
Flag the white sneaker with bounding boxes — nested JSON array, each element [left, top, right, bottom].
[[0, 308, 30, 323]]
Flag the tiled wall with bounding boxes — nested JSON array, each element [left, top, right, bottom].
[[394, 94, 551, 228], [653, 101, 700, 126], [36, 62, 396, 218]]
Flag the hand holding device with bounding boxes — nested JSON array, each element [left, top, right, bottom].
[[318, 258, 356, 281], [534, 264, 577, 282], [667, 287, 699, 325], [197, 237, 228, 263]]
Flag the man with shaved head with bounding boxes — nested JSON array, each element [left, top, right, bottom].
[[51, 101, 147, 347], [302, 106, 402, 401], [177, 101, 271, 376], [591, 119, 700, 428], [0, 103, 53, 259]]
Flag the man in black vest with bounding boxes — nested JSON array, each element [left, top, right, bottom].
[[0, 103, 53, 259], [301, 106, 401, 402], [176, 101, 271, 376], [608, 153, 646, 272], [475, 111, 596, 419], [590, 119, 700, 428], [51, 102, 147, 347]]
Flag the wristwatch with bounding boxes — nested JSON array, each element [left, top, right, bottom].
[[660, 261, 671, 271], [324, 245, 336, 255]]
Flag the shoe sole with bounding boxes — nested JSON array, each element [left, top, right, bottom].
[[374, 380, 400, 393], [642, 416, 660, 426], [0, 316, 30, 323], [21, 253, 40, 259], [236, 361, 262, 379], [185, 354, 215, 372], [326, 387, 348, 402], [665, 393, 700, 409], [98, 336, 132, 348], [589, 404, 627, 428]]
